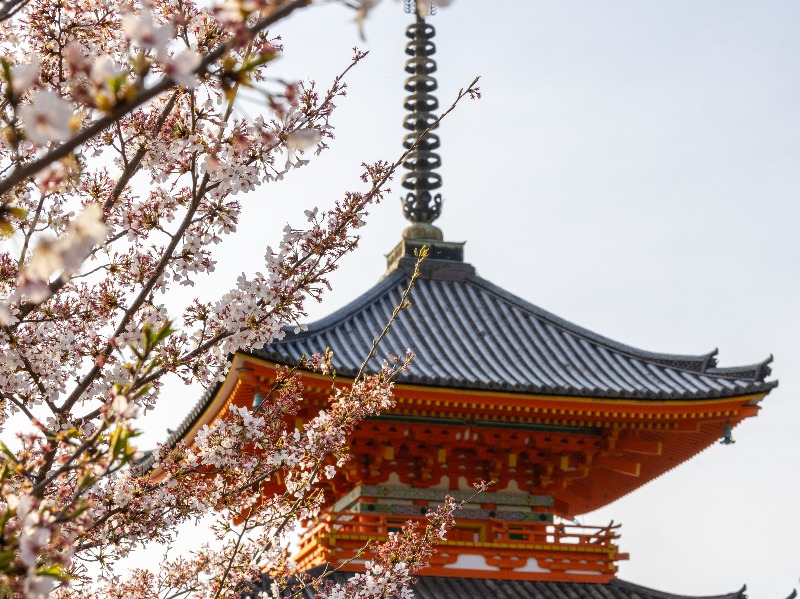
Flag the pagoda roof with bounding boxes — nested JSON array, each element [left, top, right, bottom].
[[256, 257, 775, 401], [250, 570, 747, 599]]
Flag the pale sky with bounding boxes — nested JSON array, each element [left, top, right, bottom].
[[145, 2, 800, 597]]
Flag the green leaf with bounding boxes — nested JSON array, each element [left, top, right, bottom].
[[131, 383, 151, 399], [0, 443, 17, 463], [0, 549, 15, 571], [152, 320, 175, 344], [107, 426, 121, 458], [8, 207, 27, 220], [35, 564, 65, 578], [0, 59, 10, 86]]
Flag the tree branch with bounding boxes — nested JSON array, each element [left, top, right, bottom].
[[0, 0, 312, 199]]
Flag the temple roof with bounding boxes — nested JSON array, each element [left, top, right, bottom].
[[256, 256, 775, 401], [249, 571, 747, 599], [255, 4, 773, 403]]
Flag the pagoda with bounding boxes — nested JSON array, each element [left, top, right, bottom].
[[168, 4, 776, 597]]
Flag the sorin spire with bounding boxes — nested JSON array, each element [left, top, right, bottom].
[[401, 5, 443, 228]]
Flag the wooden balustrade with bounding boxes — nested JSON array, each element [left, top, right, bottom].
[[299, 512, 618, 549], [294, 511, 626, 582]]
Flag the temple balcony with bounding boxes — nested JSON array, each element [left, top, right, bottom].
[[294, 511, 627, 582]]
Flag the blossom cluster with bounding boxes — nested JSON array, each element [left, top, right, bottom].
[[0, 0, 465, 596]]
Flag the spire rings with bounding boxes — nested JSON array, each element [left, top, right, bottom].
[[402, 171, 442, 191], [406, 21, 435, 41], [403, 151, 442, 172], [403, 93, 439, 113], [405, 56, 437, 75], [406, 38, 436, 56], [402, 131, 440, 151], [401, 14, 443, 225], [403, 112, 439, 132], [404, 75, 438, 95]]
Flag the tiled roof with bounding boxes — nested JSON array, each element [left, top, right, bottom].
[[405, 578, 746, 599], [254, 258, 776, 401], [248, 571, 747, 599]]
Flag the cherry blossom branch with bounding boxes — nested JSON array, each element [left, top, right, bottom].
[[4, 46, 364, 342], [203, 50, 368, 192], [128, 78, 479, 392], [0, 2, 476, 591], [30, 423, 108, 497], [69, 64, 369, 425], [8, 97, 173, 323], [17, 190, 48, 266], [2, 391, 38, 423], [75, 255, 423, 587], [104, 91, 180, 213], [0, 0, 312, 198], [354, 247, 426, 383], [211, 513, 251, 599], [31, 323, 167, 494], [58, 200, 200, 412], [246, 262, 426, 564], [0, 0, 29, 22], [16, 351, 59, 414], [59, 61, 256, 415]]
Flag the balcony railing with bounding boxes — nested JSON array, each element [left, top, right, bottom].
[[295, 511, 626, 582]]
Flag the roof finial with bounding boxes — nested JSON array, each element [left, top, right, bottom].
[[404, 1, 438, 17], [400, 2, 444, 239]]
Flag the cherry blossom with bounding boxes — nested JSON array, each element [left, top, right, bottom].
[[0, 0, 476, 595], [9, 58, 40, 96], [17, 90, 74, 144], [26, 203, 108, 283], [163, 49, 202, 88], [122, 8, 173, 53], [90, 55, 124, 87], [286, 128, 322, 151]]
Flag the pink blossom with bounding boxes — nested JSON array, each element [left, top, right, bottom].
[[111, 393, 139, 419], [27, 238, 62, 281], [90, 55, 124, 86], [286, 128, 322, 152], [215, 0, 262, 22], [0, 2, 475, 595], [163, 49, 202, 88], [17, 90, 73, 144], [122, 8, 172, 52], [25, 203, 107, 282], [9, 58, 40, 95]]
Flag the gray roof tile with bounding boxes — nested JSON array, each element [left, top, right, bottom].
[[249, 569, 747, 599], [254, 259, 776, 401]]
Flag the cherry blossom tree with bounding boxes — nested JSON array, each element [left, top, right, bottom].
[[0, 0, 479, 596]]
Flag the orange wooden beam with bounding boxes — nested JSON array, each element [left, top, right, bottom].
[[615, 438, 663, 455], [595, 457, 641, 477]]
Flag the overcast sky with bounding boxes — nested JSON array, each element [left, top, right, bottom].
[[146, 2, 800, 597]]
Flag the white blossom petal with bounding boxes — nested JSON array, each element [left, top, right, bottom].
[[165, 50, 201, 88], [28, 239, 62, 281], [90, 55, 123, 86], [18, 90, 73, 144], [286, 129, 321, 152], [9, 58, 40, 95], [122, 9, 173, 52]]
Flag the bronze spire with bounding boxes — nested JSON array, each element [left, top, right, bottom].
[[386, 1, 465, 271], [400, 2, 443, 238]]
